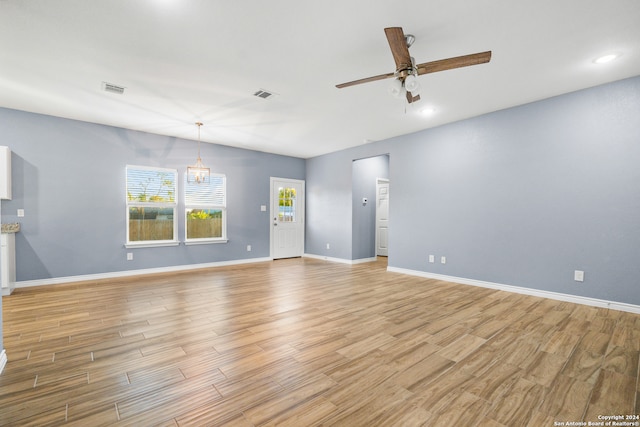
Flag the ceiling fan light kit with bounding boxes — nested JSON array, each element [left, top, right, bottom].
[[336, 27, 492, 105]]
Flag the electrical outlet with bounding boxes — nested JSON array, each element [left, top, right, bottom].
[[127, 253, 133, 261], [574, 270, 584, 282], [17, 209, 24, 217], [247, 245, 252, 252], [441, 256, 447, 264], [326, 243, 330, 250], [429, 255, 435, 263]]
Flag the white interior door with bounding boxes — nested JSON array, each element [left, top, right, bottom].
[[271, 177, 305, 259], [375, 179, 389, 256]]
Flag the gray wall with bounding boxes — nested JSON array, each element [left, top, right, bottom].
[[0, 108, 305, 281], [305, 152, 352, 259], [306, 75, 640, 306], [352, 155, 389, 260]]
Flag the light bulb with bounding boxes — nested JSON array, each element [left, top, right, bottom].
[[388, 78, 405, 98], [404, 74, 420, 94]]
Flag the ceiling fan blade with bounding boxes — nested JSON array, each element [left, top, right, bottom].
[[405, 92, 421, 104], [385, 27, 412, 70], [335, 71, 396, 89], [416, 51, 492, 75], [405, 91, 413, 103]]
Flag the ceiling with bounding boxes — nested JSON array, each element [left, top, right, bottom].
[[1, 1, 639, 159]]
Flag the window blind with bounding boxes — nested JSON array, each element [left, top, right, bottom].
[[126, 166, 177, 203], [185, 174, 225, 206]]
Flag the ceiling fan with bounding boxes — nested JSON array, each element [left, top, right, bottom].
[[336, 27, 492, 104]]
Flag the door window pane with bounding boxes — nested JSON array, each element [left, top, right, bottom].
[[278, 187, 296, 222]]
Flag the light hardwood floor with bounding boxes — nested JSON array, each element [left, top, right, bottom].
[[1, 257, 638, 426]]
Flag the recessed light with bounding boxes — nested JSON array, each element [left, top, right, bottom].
[[420, 107, 436, 115], [593, 53, 620, 64]]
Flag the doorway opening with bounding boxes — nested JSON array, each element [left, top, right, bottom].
[[351, 154, 389, 261]]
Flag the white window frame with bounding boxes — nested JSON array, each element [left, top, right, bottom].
[[184, 172, 227, 245], [125, 165, 179, 248]]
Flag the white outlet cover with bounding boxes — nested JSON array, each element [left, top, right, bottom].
[[574, 270, 584, 282], [441, 256, 447, 264], [17, 209, 25, 217], [260, 205, 267, 212], [429, 255, 435, 263]]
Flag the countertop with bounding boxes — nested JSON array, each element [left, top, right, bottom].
[[1, 223, 20, 233]]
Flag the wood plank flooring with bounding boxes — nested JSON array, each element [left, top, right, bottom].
[[1, 257, 638, 426]]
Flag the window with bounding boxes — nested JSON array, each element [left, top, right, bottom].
[[185, 173, 227, 244], [126, 165, 178, 247], [278, 187, 297, 222]]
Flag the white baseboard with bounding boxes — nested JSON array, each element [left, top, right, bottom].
[[351, 257, 378, 265], [12, 256, 638, 315], [303, 254, 377, 265], [387, 266, 640, 315], [15, 257, 273, 289], [303, 253, 352, 264], [0, 350, 6, 376]]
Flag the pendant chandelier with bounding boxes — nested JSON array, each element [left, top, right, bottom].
[[187, 121, 210, 184]]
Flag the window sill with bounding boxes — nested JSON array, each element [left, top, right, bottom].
[[184, 239, 228, 246], [125, 241, 180, 249]]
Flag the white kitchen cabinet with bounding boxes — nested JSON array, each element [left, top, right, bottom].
[[1, 232, 16, 295], [0, 146, 11, 200]]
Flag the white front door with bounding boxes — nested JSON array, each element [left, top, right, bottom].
[[375, 179, 389, 256], [271, 177, 305, 259]]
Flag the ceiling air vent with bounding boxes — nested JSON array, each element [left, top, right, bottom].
[[102, 81, 126, 95], [253, 89, 276, 100]]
